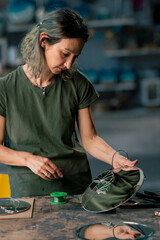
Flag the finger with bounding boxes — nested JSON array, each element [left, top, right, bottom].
[[123, 165, 139, 171], [124, 227, 141, 239], [46, 166, 63, 179], [38, 171, 51, 181], [130, 159, 138, 166], [46, 168, 59, 179], [41, 158, 63, 178], [47, 162, 63, 178], [44, 171, 54, 180], [55, 167, 63, 178], [42, 164, 62, 179], [128, 229, 141, 236], [124, 159, 138, 166], [126, 234, 138, 240], [52, 172, 59, 179], [113, 164, 139, 173]]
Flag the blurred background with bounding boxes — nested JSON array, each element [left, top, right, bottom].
[[0, 0, 159, 192]]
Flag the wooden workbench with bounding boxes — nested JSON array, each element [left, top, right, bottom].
[[0, 195, 159, 240]]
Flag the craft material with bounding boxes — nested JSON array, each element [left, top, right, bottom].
[[50, 192, 67, 205], [82, 168, 144, 213], [0, 198, 31, 216], [0, 198, 34, 219]]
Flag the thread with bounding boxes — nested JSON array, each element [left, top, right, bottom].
[[50, 192, 67, 205]]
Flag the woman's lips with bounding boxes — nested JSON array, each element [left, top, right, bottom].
[[58, 67, 65, 71]]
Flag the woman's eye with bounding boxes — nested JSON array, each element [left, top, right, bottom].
[[62, 52, 69, 57]]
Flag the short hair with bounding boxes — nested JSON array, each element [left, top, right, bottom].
[[21, 8, 89, 78]]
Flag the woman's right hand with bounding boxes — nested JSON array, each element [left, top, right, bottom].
[[26, 153, 63, 180], [0, 116, 62, 180]]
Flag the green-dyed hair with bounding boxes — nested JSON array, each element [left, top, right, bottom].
[[21, 8, 89, 79]]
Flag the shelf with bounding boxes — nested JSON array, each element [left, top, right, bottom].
[[87, 18, 137, 28], [105, 48, 160, 58], [0, 38, 7, 64], [5, 17, 137, 33], [6, 23, 35, 33], [94, 82, 136, 92]]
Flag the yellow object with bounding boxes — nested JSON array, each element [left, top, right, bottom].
[[0, 174, 11, 197]]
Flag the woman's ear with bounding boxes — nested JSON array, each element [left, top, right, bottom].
[[40, 32, 49, 48], [41, 40, 46, 48]]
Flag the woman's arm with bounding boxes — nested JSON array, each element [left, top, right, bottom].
[[0, 115, 63, 180], [77, 107, 138, 170], [0, 115, 31, 167]]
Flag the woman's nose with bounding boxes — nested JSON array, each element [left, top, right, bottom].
[[64, 58, 73, 69]]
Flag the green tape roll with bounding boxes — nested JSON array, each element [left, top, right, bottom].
[[50, 192, 67, 205]]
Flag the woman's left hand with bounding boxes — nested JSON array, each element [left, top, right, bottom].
[[114, 225, 141, 239], [112, 153, 138, 172], [78, 107, 139, 172]]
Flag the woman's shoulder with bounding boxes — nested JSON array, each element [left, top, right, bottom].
[[72, 69, 92, 86], [74, 69, 88, 80], [0, 66, 22, 86]]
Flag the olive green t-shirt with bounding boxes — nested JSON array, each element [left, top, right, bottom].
[[0, 66, 99, 197]]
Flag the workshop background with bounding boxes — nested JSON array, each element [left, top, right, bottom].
[[0, 0, 160, 193]]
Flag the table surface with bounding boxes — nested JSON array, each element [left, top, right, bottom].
[[0, 195, 159, 240]]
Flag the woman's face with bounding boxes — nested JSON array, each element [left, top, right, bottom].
[[43, 38, 85, 74]]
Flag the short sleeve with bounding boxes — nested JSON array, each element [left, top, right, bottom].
[[0, 77, 6, 117], [75, 71, 99, 109]]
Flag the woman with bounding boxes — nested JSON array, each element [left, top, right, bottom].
[[0, 8, 137, 197]]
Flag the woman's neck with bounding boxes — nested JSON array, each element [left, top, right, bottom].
[[23, 64, 54, 88]]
